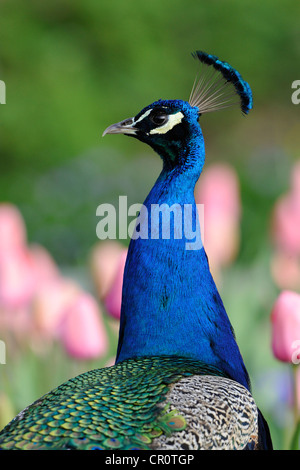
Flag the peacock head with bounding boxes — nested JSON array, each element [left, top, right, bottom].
[[103, 51, 253, 170]]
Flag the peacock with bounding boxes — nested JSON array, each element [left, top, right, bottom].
[[0, 51, 272, 450]]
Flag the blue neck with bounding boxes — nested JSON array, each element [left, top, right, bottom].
[[116, 127, 250, 390]]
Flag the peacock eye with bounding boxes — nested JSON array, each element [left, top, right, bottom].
[[150, 111, 168, 127]]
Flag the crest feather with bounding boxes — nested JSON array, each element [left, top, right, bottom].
[[189, 51, 253, 116]]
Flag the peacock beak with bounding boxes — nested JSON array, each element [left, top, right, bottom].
[[102, 117, 137, 137]]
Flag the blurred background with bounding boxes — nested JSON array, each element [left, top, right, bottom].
[[0, 0, 300, 450]]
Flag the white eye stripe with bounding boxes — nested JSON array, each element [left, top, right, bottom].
[[150, 111, 184, 135], [134, 109, 152, 124]]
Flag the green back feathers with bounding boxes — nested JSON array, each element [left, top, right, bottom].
[[0, 356, 225, 450]]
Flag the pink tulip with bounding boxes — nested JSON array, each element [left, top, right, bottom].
[[32, 277, 81, 338], [0, 203, 27, 250], [271, 290, 300, 363], [0, 246, 37, 310], [272, 195, 300, 256], [195, 163, 241, 268], [0, 203, 110, 362], [270, 251, 300, 290], [195, 163, 240, 218], [29, 244, 60, 285], [272, 163, 300, 256], [59, 292, 108, 360], [103, 250, 127, 319], [0, 305, 31, 340], [0, 204, 37, 310], [89, 241, 125, 299]]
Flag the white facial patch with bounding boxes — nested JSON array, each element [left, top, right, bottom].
[[150, 111, 184, 135]]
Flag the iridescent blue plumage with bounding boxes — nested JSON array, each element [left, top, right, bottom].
[[0, 51, 272, 450], [116, 99, 250, 390], [190, 51, 253, 115]]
